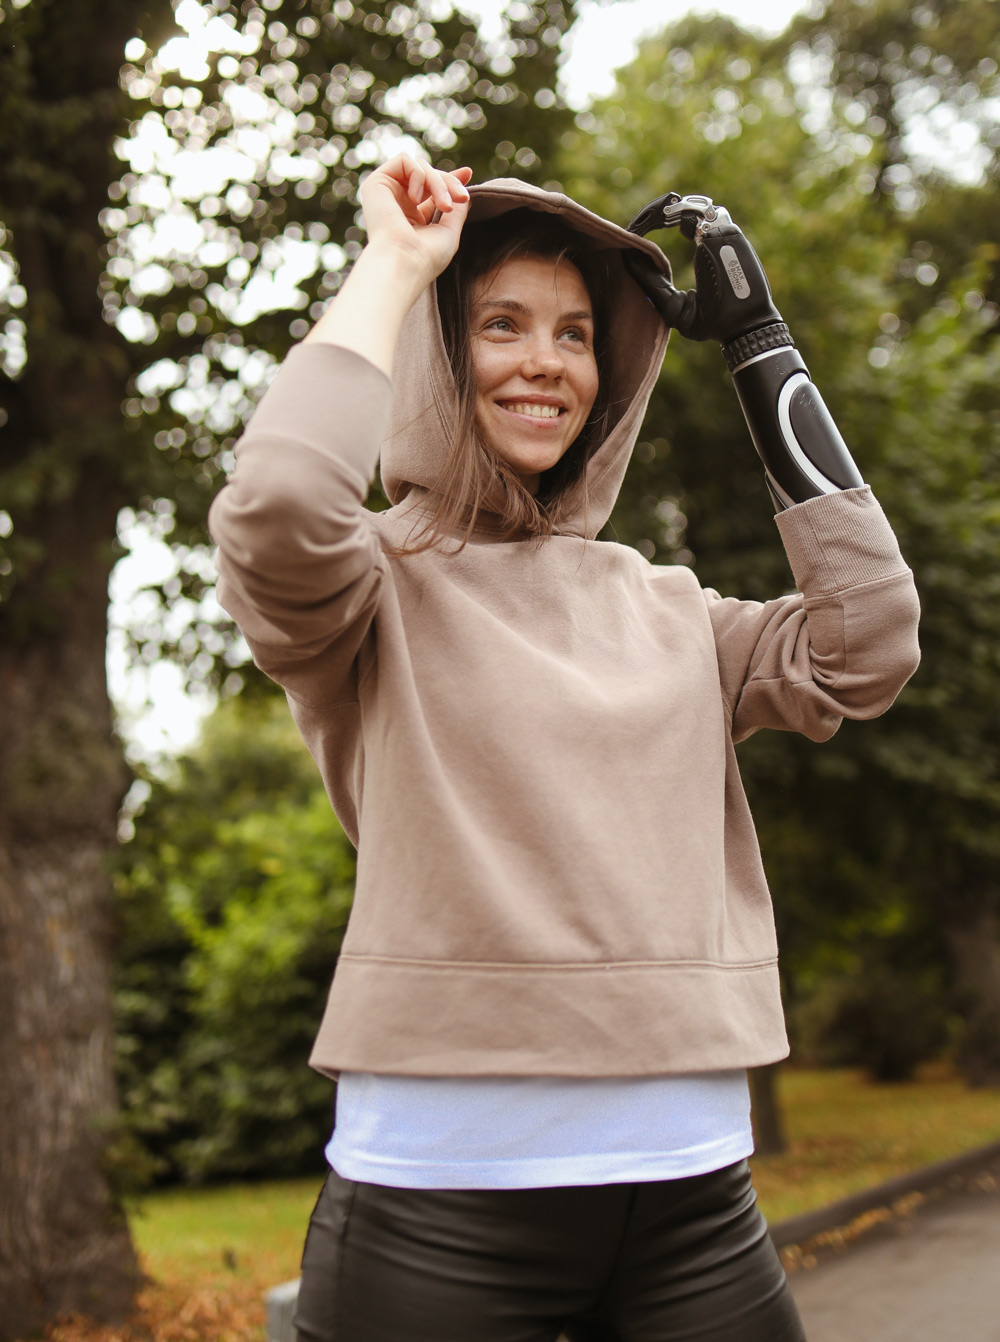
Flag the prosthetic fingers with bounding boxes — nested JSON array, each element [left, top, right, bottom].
[[624, 192, 863, 511]]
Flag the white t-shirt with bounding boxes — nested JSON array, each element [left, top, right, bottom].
[[326, 1070, 753, 1189]]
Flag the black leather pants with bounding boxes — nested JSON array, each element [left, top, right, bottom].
[[293, 1159, 807, 1341]]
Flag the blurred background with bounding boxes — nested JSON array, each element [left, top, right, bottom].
[[2, 0, 1000, 1338]]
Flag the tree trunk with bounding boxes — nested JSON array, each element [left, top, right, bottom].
[[944, 907, 1000, 1088], [0, 489, 140, 1340], [749, 1062, 787, 1156]]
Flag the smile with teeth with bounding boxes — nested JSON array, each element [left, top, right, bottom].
[[499, 401, 565, 419]]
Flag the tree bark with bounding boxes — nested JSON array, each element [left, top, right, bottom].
[[0, 4, 167, 1329], [944, 907, 1000, 1088], [0, 486, 140, 1339], [749, 1062, 787, 1157]]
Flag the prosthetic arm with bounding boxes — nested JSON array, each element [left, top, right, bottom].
[[623, 192, 864, 510]]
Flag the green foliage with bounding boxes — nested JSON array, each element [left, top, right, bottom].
[[789, 955, 950, 1082], [787, 0, 1000, 206], [115, 695, 355, 1183]]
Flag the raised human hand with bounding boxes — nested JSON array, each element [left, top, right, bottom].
[[359, 154, 473, 291]]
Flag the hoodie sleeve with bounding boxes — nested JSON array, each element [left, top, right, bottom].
[[207, 342, 392, 707], [705, 486, 920, 743]]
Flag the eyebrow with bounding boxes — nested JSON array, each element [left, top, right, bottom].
[[474, 297, 594, 322]]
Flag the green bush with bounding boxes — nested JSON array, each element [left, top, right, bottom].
[[790, 959, 950, 1083], [114, 695, 354, 1184]]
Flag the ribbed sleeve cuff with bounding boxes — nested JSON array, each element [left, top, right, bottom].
[[774, 486, 910, 596], [240, 341, 394, 486]]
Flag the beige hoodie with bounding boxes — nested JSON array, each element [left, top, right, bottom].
[[208, 180, 920, 1080]]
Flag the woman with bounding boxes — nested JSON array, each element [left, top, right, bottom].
[[208, 156, 920, 1341]]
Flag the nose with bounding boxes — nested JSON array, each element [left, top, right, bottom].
[[520, 334, 565, 380]]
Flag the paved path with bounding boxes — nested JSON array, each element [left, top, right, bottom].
[[788, 1175, 1000, 1341]]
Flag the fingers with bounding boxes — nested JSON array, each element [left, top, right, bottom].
[[434, 193, 471, 243], [358, 155, 472, 278], [380, 153, 470, 214], [410, 159, 470, 213]]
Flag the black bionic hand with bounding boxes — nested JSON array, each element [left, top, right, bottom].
[[626, 192, 785, 347], [624, 191, 864, 509], [687, 221, 787, 346]]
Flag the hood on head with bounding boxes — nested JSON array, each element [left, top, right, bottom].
[[379, 178, 671, 540]]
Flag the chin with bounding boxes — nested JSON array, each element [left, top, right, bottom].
[[505, 443, 571, 478], [479, 420, 575, 479]]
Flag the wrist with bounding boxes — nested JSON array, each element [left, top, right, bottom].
[[303, 237, 433, 377], [355, 238, 433, 312]]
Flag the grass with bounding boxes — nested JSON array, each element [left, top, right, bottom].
[[127, 1176, 323, 1296], [750, 1060, 1000, 1223], [41, 1179, 326, 1342], [34, 1063, 1000, 1342]]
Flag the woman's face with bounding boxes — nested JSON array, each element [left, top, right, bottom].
[[470, 254, 599, 495]]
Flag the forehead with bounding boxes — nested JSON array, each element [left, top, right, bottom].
[[473, 253, 592, 310]]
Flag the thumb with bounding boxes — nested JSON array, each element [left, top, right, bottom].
[[435, 195, 471, 240]]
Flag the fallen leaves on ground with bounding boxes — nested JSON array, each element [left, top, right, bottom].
[[38, 1276, 265, 1342], [780, 1157, 1000, 1274], [781, 1191, 926, 1273]]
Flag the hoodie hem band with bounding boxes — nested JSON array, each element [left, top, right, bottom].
[[309, 955, 788, 1079]]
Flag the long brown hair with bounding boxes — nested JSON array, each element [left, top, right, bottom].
[[396, 209, 614, 554]]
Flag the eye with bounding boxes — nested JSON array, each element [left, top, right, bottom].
[[485, 316, 514, 333], [561, 326, 590, 344]]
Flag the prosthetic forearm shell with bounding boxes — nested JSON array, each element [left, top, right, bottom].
[[727, 343, 864, 510]]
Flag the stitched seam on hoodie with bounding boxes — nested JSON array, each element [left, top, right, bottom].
[[285, 692, 361, 713], [778, 571, 914, 692], [337, 954, 778, 971], [801, 567, 914, 604]]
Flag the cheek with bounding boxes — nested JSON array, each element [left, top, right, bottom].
[[472, 342, 514, 399], [577, 356, 599, 419]]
